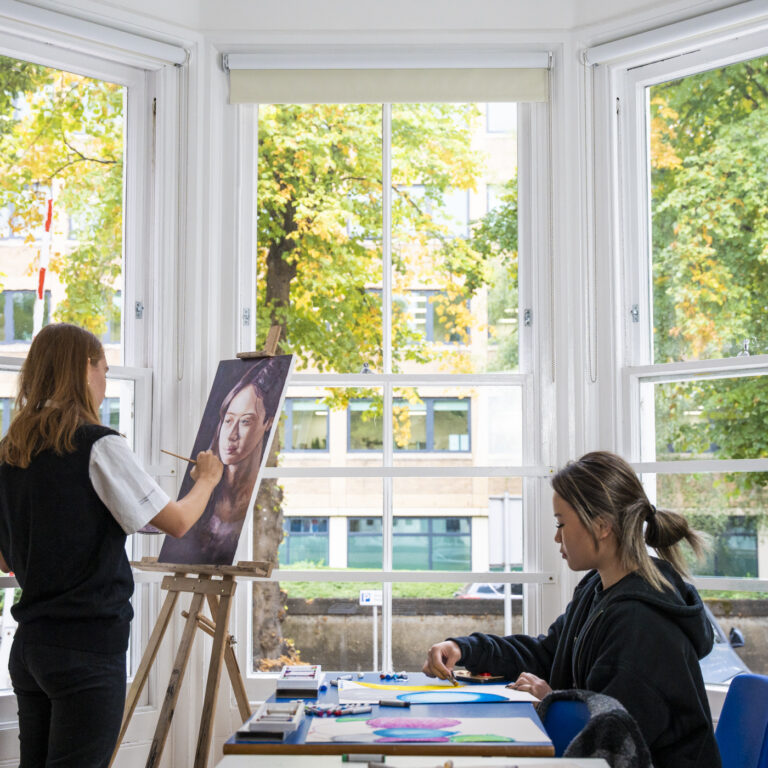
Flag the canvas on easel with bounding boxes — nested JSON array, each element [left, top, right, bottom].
[[159, 353, 293, 565]]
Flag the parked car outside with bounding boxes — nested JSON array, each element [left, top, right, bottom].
[[700, 603, 750, 684], [453, 584, 749, 685], [454, 582, 522, 599]]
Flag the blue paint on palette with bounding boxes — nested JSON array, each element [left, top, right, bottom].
[[396, 691, 509, 704], [373, 728, 456, 739]]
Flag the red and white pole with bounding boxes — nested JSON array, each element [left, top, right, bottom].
[[33, 197, 52, 336]]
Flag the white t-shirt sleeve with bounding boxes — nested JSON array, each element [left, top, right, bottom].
[[89, 434, 171, 534]]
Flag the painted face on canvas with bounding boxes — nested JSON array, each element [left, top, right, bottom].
[[553, 491, 600, 572], [218, 386, 271, 466]]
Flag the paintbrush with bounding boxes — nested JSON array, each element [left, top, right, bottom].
[[161, 448, 196, 464]]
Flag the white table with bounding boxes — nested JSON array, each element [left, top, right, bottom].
[[216, 757, 610, 767]]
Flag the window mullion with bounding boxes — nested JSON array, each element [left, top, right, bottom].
[[381, 102, 394, 672]]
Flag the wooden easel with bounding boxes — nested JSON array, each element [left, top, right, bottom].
[[112, 328, 285, 767], [109, 557, 271, 768]]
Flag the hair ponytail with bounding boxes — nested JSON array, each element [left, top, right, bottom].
[[552, 451, 704, 591], [643, 503, 703, 587]]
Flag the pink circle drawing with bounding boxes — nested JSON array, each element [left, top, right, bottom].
[[366, 717, 460, 729]]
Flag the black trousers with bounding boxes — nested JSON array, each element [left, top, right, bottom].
[[9, 635, 126, 768]]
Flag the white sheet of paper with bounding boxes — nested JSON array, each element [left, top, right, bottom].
[[336, 679, 538, 704], [305, 714, 549, 744]]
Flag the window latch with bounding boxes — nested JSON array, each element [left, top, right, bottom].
[[630, 304, 639, 323], [135, 301, 144, 320]]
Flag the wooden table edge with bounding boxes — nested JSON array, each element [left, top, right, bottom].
[[222, 742, 555, 757]]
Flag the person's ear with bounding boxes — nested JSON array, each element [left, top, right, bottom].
[[263, 416, 275, 431], [593, 518, 613, 542]]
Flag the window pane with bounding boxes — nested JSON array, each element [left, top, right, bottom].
[[256, 103, 383, 374], [272, 386, 382, 466], [391, 103, 519, 374], [644, 375, 768, 463], [649, 55, 768, 361], [649, 472, 767, 579], [0, 54, 125, 363], [103, 379, 135, 450]]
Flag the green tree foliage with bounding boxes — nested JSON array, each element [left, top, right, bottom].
[[650, 55, 768, 488], [255, 103, 494, 375], [470, 176, 518, 370], [0, 54, 123, 334]]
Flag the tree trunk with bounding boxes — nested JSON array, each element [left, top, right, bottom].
[[251, 216, 301, 669]]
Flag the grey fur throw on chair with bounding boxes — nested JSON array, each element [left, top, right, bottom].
[[538, 689, 654, 768]]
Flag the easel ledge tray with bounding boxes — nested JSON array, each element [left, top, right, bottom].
[[131, 556, 272, 578]]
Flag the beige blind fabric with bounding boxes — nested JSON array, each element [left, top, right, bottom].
[[226, 54, 550, 104]]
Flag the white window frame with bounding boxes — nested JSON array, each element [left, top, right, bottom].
[[230, 92, 557, 692], [608, 26, 768, 592], [0, 18, 186, 754]]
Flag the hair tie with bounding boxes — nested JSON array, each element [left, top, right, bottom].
[[646, 504, 657, 522]]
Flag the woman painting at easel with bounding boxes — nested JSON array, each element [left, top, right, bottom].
[[0, 323, 223, 768]]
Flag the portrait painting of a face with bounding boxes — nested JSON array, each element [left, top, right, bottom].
[[158, 354, 293, 566]]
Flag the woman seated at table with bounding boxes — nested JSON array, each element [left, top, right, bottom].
[[422, 451, 721, 768]]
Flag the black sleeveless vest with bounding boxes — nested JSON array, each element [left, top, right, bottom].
[[0, 424, 133, 653]]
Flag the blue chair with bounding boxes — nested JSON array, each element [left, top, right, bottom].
[[715, 673, 768, 768], [539, 698, 590, 756]]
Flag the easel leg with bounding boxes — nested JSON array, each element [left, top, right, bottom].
[[146, 591, 205, 768], [205, 593, 251, 722], [193, 585, 235, 768], [109, 588, 179, 768]]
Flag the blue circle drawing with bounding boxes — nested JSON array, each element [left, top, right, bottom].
[[373, 728, 457, 739], [396, 691, 509, 704]]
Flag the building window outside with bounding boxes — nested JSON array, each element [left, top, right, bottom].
[[694, 516, 759, 579], [348, 397, 470, 452], [99, 397, 121, 432], [347, 516, 471, 570], [0, 291, 51, 343], [279, 517, 329, 565], [0, 398, 14, 438], [279, 398, 329, 451]]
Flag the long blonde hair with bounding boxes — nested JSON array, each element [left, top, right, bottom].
[[0, 323, 104, 468], [552, 451, 703, 591]]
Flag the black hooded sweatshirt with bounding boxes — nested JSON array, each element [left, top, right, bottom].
[[450, 559, 721, 768]]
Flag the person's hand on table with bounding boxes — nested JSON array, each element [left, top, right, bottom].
[[508, 672, 552, 700], [422, 640, 461, 680]]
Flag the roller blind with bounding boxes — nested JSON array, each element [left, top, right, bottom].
[[225, 49, 550, 104]]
